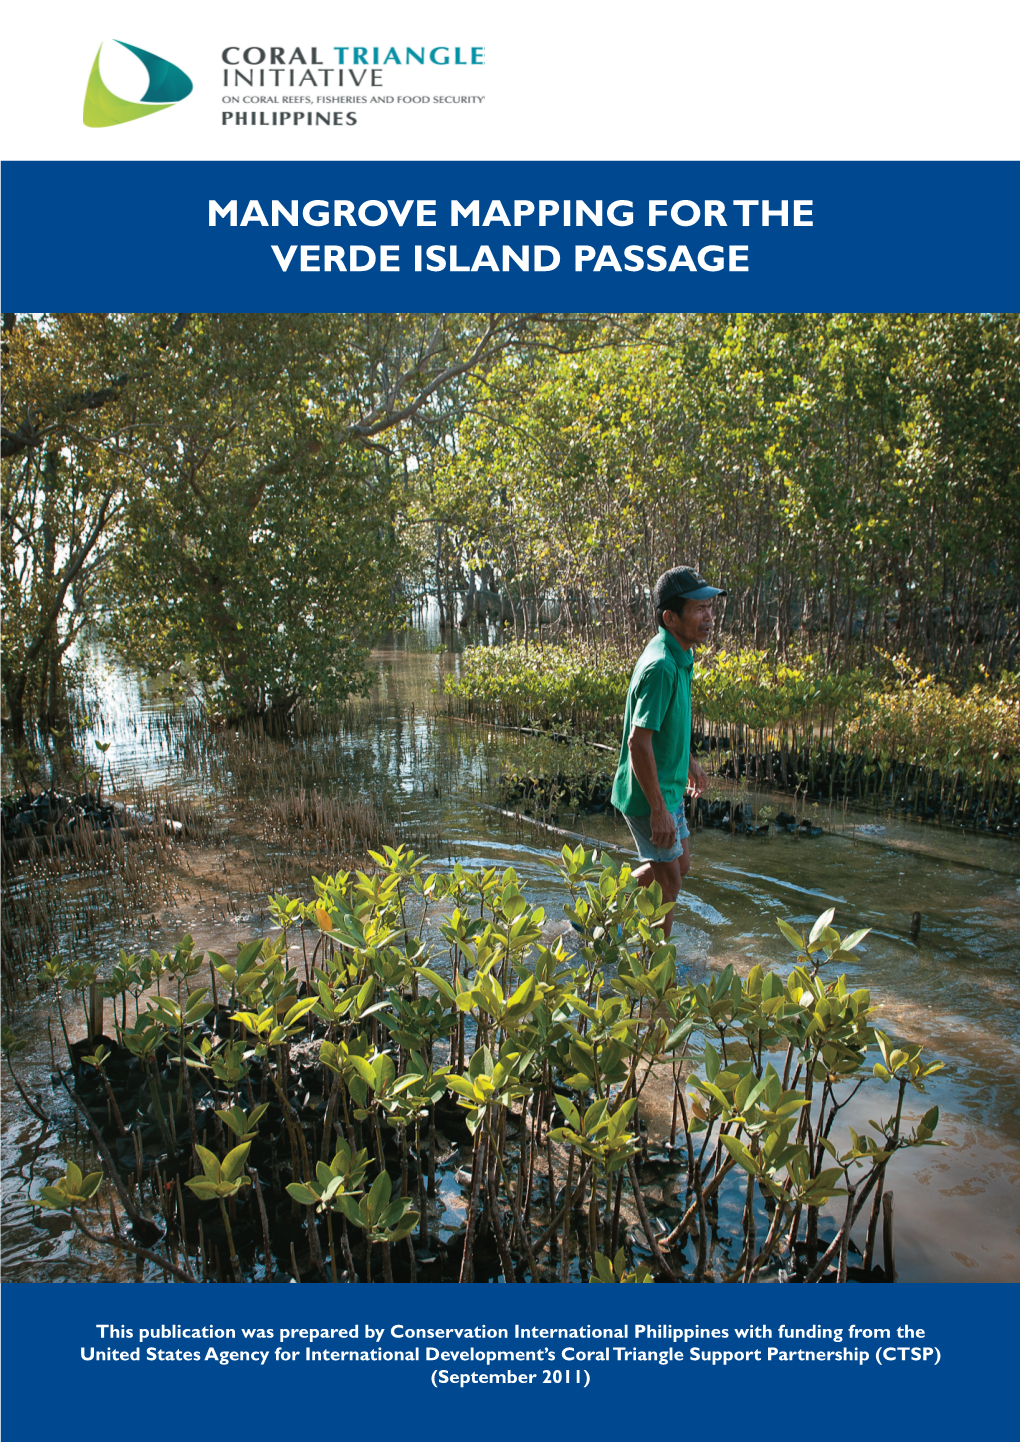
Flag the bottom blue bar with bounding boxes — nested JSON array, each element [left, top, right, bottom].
[[1, 1280, 1012, 1427]]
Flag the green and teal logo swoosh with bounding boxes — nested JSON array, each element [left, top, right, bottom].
[[83, 40, 193, 127]]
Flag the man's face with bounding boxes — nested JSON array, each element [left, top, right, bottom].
[[663, 599, 715, 649]]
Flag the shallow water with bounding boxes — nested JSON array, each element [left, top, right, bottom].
[[3, 633, 1018, 1282]]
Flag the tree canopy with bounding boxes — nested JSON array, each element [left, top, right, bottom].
[[2, 312, 613, 733], [424, 313, 1019, 674], [3, 311, 1016, 738]]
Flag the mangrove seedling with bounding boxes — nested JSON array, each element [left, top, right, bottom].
[[590, 1248, 654, 1284], [286, 1140, 371, 1281], [185, 1143, 252, 1280], [335, 1168, 419, 1282], [776, 907, 871, 976], [217, 1102, 270, 1142], [31, 1160, 104, 1212]]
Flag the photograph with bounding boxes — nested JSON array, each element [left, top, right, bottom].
[[3, 309, 1017, 1286]]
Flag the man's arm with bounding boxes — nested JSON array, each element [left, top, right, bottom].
[[627, 726, 677, 847]]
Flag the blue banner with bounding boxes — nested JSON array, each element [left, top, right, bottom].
[[2, 1279, 1014, 1431], [3, 159, 1018, 310]]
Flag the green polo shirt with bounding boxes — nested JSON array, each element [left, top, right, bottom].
[[610, 627, 694, 818]]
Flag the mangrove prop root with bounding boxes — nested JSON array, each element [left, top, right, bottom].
[[3, 1053, 50, 1122], [341, 1218, 358, 1282], [71, 1211, 196, 1282], [249, 1167, 273, 1282], [532, 1159, 593, 1257], [458, 1130, 486, 1283], [883, 1190, 896, 1281], [837, 1183, 857, 1283], [492, 1141, 541, 1283], [58, 1071, 146, 1228], [693, 1170, 709, 1283], [627, 1156, 677, 1282], [560, 1146, 575, 1284]]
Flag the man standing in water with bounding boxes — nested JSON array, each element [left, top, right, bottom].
[[610, 567, 726, 937]]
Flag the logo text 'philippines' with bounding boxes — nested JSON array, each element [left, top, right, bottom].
[[83, 40, 192, 127]]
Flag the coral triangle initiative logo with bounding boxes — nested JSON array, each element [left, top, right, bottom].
[[83, 39, 193, 127]]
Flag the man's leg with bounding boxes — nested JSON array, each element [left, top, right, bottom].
[[631, 837, 690, 938]]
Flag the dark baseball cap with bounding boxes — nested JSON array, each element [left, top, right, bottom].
[[652, 566, 727, 609]]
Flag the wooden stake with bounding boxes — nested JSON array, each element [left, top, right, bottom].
[[89, 982, 103, 1041]]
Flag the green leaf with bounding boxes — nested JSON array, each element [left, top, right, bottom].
[[593, 1252, 615, 1283], [664, 1019, 696, 1050], [806, 1167, 846, 1195], [381, 1200, 409, 1230], [195, 1145, 221, 1183], [34, 1186, 69, 1210], [185, 1178, 221, 1200], [235, 939, 264, 972], [367, 1169, 392, 1217], [283, 996, 318, 1028], [387, 1214, 420, 1243], [417, 967, 456, 1002], [555, 1094, 582, 1131], [336, 1194, 365, 1227], [502, 892, 527, 920], [354, 978, 377, 1015], [217, 1106, 246, 1138], [741, 1072, 771, 1113], [81, 1171, 104, 1199], [777, 918, 805, 950], [719, 1133, 757, 1175], [231, 1011, 262, 1034], [220, 1142, 251, 1183], [349, 1054, 379, 1087], [841, 928, 871, 951], [505, 974, 537, 1014]]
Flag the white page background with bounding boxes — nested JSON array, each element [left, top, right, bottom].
[[2, 0, 1017, 161]]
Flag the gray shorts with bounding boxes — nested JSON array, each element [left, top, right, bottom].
[[621, 805, 690, 864]]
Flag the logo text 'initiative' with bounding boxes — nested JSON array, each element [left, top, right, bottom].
[[83, 40, 193, 127]]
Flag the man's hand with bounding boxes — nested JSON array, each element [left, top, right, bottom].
[[687, 758, 708, 799], [649, 804, 678, 848]]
